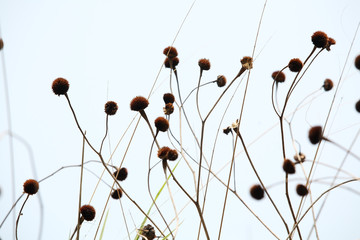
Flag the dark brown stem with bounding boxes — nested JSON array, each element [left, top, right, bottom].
[[15, 195, 30, 240]]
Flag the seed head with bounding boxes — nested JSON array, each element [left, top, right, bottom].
[[355, 100, 360, 113], [163, 103, 174, 115], [158, 147, 171, 160], [167, 149, 178, 161], [326, 37, 336, 51], [311, 31, 328, 48], [288, 58, 303, 72], [163, 93, 175, 104], [163, 46, 178, 59], [223, 127, 232, 135], [323, 79, 333, 91], [52, 77, 69, 96], [140, 224, 156, 240], [164, 57, 179, 69], [250, 184, 264, 200], [198, 58, 211, 71], [113, 167, 128, 181], [296, 184, 308, 196], [130, 96, 149, 111], [294, 152, 306, 163], [283, 159, 296, 174], [80, 205, 96, 221], [308, 126, 323, 144], [154, 117, 169, 132], [355, 55, 360, 70], [216, 75, 227, 87], [0, 38, 3, 50], [111, 188, 123, 199], [271, 71, 286, 83], [23, 179, 39, 195], [241, 56, 253, 70], [104, 101, 118, 115]]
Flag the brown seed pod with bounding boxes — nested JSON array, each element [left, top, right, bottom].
[[326, 37, 336, 51], [294, 152, 306, 163], [296, 184, 308, 196], [198, 58, 211, 71], [113, 167, 128, 181], [0, 38, 3, 50], [163, 93, 175, 104], [154, 117, 169, 132], [271, 71, 286, 83], [250, 184, 264, 200], [288, 58, 303, 72], [355, 100, 360, 113], [163, 103, 174, 115], [130, 96, 149, 111], [23, 179, 39, 195], [167, 149, 178, 161], [111, 188, 123, 199], [223, 127, 232, 135], [158, 147, 171, 160], [216, 75, 227, 87], [241, 56, 253, 70], [164, 57, 179, 69], [323, 79, 333, 91], [80, 205, 96, 221], [311, 31, 328, 48], [104, 101, 118, 115], [282, 159, 296, 174], [52, 77, 69, 96], [163, 46, 178, 58], [140, 224, 156, 240], [355, 55, 360, 70], [308, 126, 323, 144]]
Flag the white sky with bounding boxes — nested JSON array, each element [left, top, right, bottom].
[[1, 0, 360, 239]]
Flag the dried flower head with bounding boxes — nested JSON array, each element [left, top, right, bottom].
[[80, 205, 96, 221], [250, 184, 264, 200], [164, 57, 179, 69], [52, 77, 69, 96], [355, 55, 360, 70], [163, 103, 174, 115], [23, 179, 39, 195], [283, 159, 296, 174], [113, 167, 128, 181], [296, 184, 308, 196], [198, 58, 210, 71], [323, 79, 333, 91], [104, 101, 118, 115], [0, 38, 3, 50], [163, 46, 178, 58], [241, 56, 253, 70], [216, 75, 227, 87], [308, 126, 323, 144], [288, 58, 303, 72], [158, 147, 171, 160], [130, 96, 149, 111], [154, 117, 169, 132], [355, 100, 360, 113], [167, 149, 178, 161], [326, 37, 336, 51], [111, 188, 123, 199], [294, 152, 306, 163], [311, 31, 328, 48], [223, 127, 232, 135], [271, 71, 286, 83], [140, 224, 156, 240], [163, 93, 175, 104]]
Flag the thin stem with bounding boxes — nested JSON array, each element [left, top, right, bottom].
[[15, 195, 30, 240], [285, 173, 302, 240], [76, 132, 86, 240], [99, 115, 109, 154]]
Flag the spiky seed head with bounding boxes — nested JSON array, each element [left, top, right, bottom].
[[104, 101, 118, 115], [355, 55, 360, 70], [140, 224, 156, 240], [296, 184, 308, 196], [163, 46, 178, 58], [283, 159, 296, 174], [308, 126, 323, 144], [164, 57, 179, 69], [52, 77, 69, 96], [311, 31, 328, 48], [250, 184, 264, 200], [23, 179, 39, 195], [154, 117, 169, 132], [198, 58, 211, 71], [216, 75, 227, 87], [241, 56, 253, 70], [0, 38, 3, 50], [111, 188, 123, 199], [294, 152, 306, 163], [113, 167, 128, 181], [158, 147, 170, 160], [288, 58, 303, 72], [167, 149, 178, 161], [271, 71, 286, 83], [80, 205, 96, 221], [323, 79, 333, 91], [130, 96, 149, 111], [163, 103, 174, 115], [355, 100, 360, 113], [163, 93, 175, 104]]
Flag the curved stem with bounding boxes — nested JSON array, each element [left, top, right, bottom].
[[15, 195, 30, 240]]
